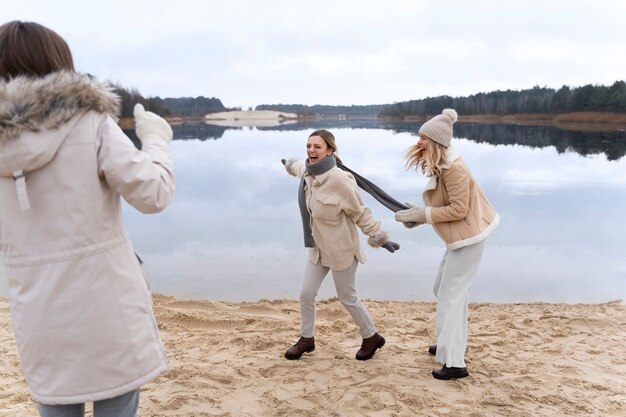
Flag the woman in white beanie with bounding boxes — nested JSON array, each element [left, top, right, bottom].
[[282, 129, 399, 362], [394, 109, 499, 380]]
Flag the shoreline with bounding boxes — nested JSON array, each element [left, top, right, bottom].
[[404, 112, 626, 132], [1, 294, 625, 416], [117, 111, 626, 132]]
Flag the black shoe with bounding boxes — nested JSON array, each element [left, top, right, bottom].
[[284, 337, 315, 360], [356, 333, 385, 360], [432, 365, 469, 380], [428, 344, 437, 355]]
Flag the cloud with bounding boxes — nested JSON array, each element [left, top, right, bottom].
[[4, 0, 626, 106]]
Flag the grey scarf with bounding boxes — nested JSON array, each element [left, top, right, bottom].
[[298, 155, 337, 247], [336, 162, 411, 215], [298, 155, 413, 247]]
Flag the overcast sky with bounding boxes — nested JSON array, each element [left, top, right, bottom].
[[5, 0, 626, 108]]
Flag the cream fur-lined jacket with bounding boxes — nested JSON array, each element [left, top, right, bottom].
[[285, 158, 388, 271], [0, 72, 173, 404]]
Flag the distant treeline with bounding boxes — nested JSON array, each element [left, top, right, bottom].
[[113, 80, 626, 120], [112, 85, 227, 118], [380, 81, 626, 117], [255, 103, 386, 117]]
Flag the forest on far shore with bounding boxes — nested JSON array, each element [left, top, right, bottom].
[[114, 80, 626, 120], [379, 81, 626, 118], [112, 86, 228, 118]]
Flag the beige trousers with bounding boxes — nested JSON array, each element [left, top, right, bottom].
[[299, 258, 377, 339]]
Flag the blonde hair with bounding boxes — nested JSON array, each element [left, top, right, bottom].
[[405, 136, 448, 177], [308, 129, 343, 164]]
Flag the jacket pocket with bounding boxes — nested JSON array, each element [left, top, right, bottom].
[[311, 193, 341, 222], [136, 252, 151, 290]]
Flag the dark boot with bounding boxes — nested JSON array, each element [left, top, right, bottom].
[[355, 332, 385, 360], [284, 337, 315, 360], [428, 344, 437, 355], [432, 365, 469, 380]]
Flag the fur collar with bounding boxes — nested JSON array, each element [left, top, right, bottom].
[[0, 71, 120, 143], [423, 144, 461, 191], [440, 144, 460, 169]]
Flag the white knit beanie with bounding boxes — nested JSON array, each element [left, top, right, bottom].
[[418, 108, 458, 148]]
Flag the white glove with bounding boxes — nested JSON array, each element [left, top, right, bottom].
[[394, 202, 427, 226], [134, 103, 173, 143]]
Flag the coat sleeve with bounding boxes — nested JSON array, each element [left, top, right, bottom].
[[337, 174, 387, 247], [97, 114, 175, 214], [284, 158, 305, 177], [428, 164, 470, 223]]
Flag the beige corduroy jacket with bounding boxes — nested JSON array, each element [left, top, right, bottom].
[[285, 158, 388, 271], [423, 147, 499, 250]]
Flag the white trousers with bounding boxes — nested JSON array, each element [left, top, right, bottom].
[[299, 259, 377, 339], [433, 240, 486, 368]]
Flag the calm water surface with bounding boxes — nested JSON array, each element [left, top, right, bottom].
[[1, 121, 625, 303]]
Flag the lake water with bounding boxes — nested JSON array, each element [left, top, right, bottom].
[[1, 121, 625, 303]]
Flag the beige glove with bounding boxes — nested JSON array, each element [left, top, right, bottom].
[[394, 202, 426, 226], [134, 103, 173, 143]]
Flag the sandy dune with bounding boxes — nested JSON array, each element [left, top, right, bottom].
[[204, 110, 298, 127]]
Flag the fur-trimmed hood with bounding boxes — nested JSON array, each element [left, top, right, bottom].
[[0, 72, 119, 180], [0, 71, 120, 143]]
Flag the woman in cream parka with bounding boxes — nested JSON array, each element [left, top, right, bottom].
[[282, 129, 399, 361], [0, 21, 174, 416], [395, 109, 499, 380]]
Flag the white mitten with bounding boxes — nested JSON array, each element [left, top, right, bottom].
[[133, 103, 173, 143], [394, 202, 426, 225]]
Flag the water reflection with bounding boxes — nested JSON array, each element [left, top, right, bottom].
[[453, 123, 626, 161], [164, 119, 626, 161], [255, 120, 626, 161], [1, 122, 625, 303], [123, 124, 626, 303]]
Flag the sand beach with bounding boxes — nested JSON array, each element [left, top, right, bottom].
[[1, 295, 625, 416]]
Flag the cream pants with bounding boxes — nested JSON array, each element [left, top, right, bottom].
[[433, 240, 486, 368], [299, 259, 377, 339]]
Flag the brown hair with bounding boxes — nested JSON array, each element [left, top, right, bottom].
[[405, 134, 448, 177], [308, 129, 343, 164], [0, 20, 74, 80]]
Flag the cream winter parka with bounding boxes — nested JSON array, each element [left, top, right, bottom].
[[423, 147, 499, 250], [285, 158, 388, 271], [0, 72, 174, 404]]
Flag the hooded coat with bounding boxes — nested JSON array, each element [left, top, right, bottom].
[[0, 72, 174, 404]]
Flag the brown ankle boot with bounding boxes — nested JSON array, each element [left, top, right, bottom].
[[356, 332, 385, 360], [284, 336, 315, 360]]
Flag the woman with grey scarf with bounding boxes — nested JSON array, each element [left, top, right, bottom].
[[282, 129, 399, 361]]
